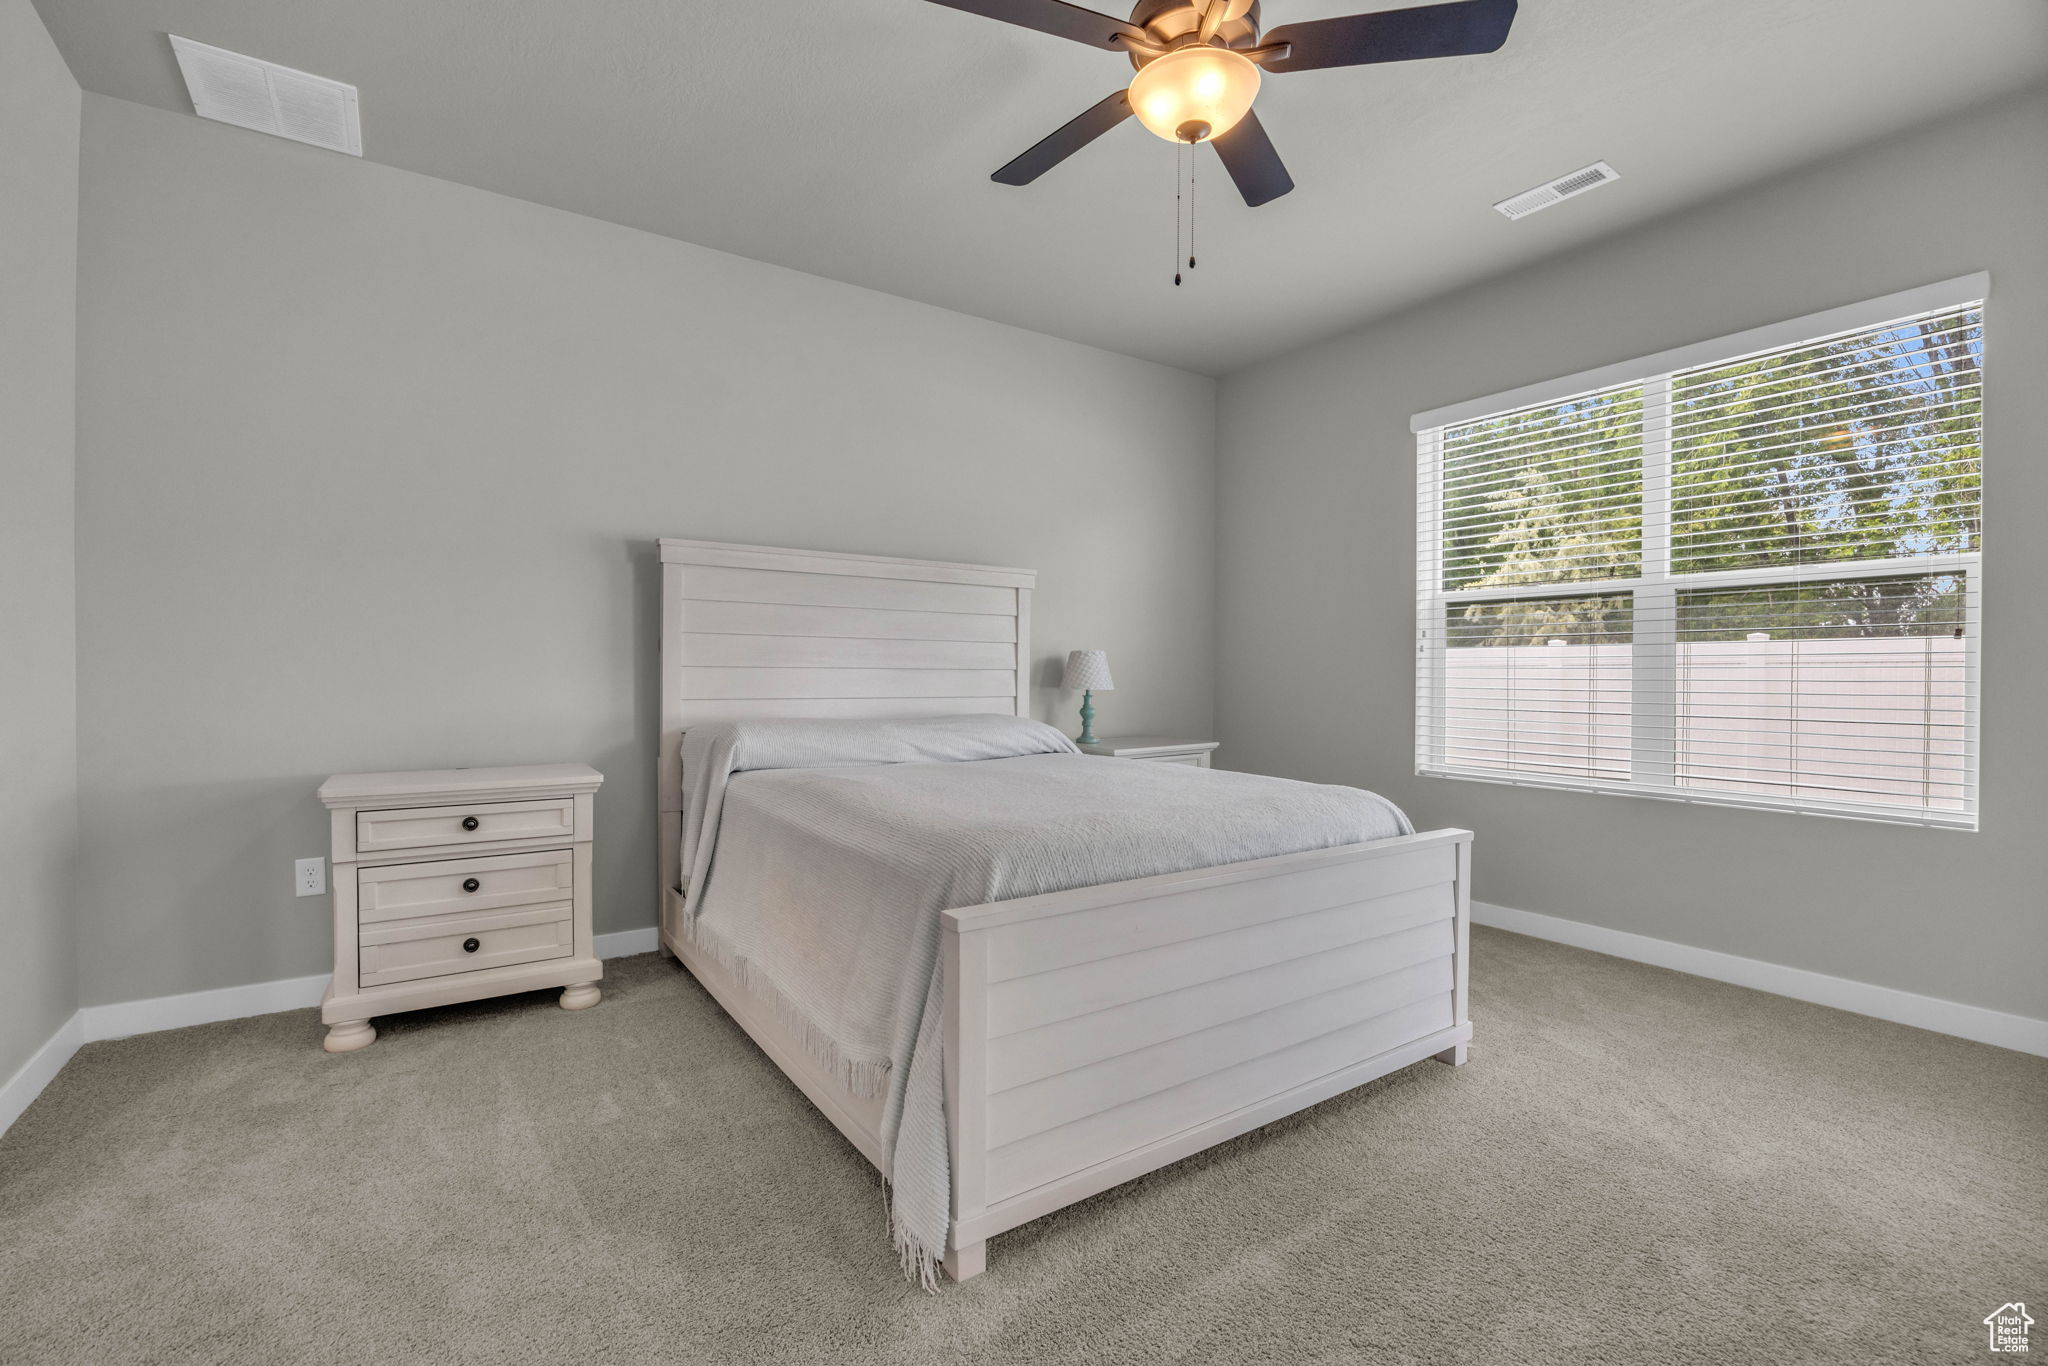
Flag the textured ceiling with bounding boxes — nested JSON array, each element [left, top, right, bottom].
[[33, 0, 2048, 374]]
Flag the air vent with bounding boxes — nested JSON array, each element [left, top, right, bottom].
[[1493, 161, 1618, 221], [169, 36, 361, 156]]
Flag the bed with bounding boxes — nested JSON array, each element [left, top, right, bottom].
[[654, 538, 1473, 1283]]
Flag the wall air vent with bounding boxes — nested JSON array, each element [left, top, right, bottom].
[[169, 36, 361, 156], [1493, 161, 1618, 221]]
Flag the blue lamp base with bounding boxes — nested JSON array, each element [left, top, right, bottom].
[[1076, 690, 1098, 746]]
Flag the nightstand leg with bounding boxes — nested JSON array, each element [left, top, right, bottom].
[[560, 982, 601, 1011], [324, 1019, 376, 1053], [1435, 1043, 1468, 1066]]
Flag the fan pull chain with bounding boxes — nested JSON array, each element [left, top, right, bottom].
[[1171, 140, 1200, 286], [1173, 140, 1184, 286]]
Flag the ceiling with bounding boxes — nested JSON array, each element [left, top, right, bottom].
[[33, 0, 2048, 374]]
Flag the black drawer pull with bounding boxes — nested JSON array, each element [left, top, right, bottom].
[[461, 877, 481, 893], [461, 816, 480, 832], [462, 937, 481, 953]]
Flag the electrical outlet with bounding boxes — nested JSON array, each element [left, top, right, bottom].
[[295, 857, 327, 898]]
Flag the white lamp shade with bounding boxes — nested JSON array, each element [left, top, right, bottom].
[[1063, 650, 1114, 691]]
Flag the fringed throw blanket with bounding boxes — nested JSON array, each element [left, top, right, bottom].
[[678, 716, 1413, 1288]]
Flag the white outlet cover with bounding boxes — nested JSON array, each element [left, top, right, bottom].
[[295, 857, 327, 897]]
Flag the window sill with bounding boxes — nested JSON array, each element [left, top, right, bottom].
[[1415, 765, 1979, 832]]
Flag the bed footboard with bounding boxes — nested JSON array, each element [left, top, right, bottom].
[[940, 828, 1473, 1279]]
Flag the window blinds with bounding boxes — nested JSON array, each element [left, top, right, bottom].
[[1415, 289, 1984, 828]]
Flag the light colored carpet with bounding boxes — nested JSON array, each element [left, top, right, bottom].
[[1, 927, 2040, 1365]]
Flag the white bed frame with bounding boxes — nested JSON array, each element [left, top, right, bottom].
[[655, 538, 1473, 1281]]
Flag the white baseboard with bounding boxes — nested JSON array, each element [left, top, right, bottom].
[[0, 1012, 84, 1139], [81, 974, 330, 1043], [2, 923, 669, 1140], [1473, 902, 2048, 1057], [17, 907, 2034, 1139], [594, 926, 660, 958], [79, 925, 666, 1044]]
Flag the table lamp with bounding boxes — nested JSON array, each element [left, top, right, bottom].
[[1062, 650, 1114, 746]]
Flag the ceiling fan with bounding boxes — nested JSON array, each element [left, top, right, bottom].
[[926, 0, 1518, 206]]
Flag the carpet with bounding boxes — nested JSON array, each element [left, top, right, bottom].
[[2, 927, 2040, 1365]]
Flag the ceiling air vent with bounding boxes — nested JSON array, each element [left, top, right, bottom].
[[169, 36, 361, 156], [1493, 161, 1618, 221]]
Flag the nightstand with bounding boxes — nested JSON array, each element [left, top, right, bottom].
[[316, 763, 604, 1052], [1078, 736, 1219, 767]]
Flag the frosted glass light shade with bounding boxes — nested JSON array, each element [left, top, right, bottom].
[[1127, 46, 1261, 144], [1063, 650, 1115, 691]]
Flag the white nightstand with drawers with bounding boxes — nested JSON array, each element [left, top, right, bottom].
[[1077, 736, 1219, 767], [316, 763, 604, 1052]]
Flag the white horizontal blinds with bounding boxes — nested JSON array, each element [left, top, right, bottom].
[[1663, 304, 1982, 819], [1670, 305, 1983, 574], [1416, 292, 1984, 829], [1421, 384, 1642, 787], [1437, 384, 1643, 588], [1672, 573, 1971, 812], [1438, 595, 1632, 781]]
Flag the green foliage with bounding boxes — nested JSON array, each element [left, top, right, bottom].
[[1676, 573, 1967, 642], [1438, 307, 1982, 648], [1440, 387, 1642, 592], [1671, 311, 1981, 574], [1448, 594, 1632, 648]]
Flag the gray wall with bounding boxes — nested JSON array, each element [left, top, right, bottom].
[[74, 95, 1216, 1008], [0, 0, 81, 1078], [1216, 88, 2048, 1021]]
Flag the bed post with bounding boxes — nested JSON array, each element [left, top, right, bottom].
[[1436, 832, 1473, 1065], [1013, 586, 1031, 720], [942, 908, 991, 1281], [951, 578, 1021, 1278], [657, 557, 688, 954]]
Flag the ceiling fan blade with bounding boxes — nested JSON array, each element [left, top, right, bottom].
[[1211, 111, 1294, 207], [992, 90, 1133, 185], [923, 0, 1148, 51], [1260, 0, 1516, 73]]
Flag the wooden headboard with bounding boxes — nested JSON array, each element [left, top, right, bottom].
[[656, 538, 1036, 900]]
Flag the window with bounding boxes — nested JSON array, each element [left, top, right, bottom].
[[1414, 277, 1984, 829]]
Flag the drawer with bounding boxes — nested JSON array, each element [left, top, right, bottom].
[[358, 904, 572, 987], [357, 849, 573, 926], [356, 798, 575, 854], [1148, 753, 1208, 767]]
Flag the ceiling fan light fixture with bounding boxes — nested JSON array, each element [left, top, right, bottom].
[[1127, 45, 1260, 143]]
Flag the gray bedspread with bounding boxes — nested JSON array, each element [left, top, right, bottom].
[[677, 716, 1413, 1287]]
